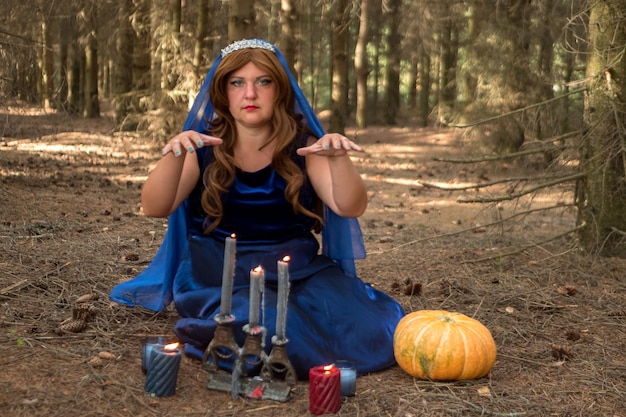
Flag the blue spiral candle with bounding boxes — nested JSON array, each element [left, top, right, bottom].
[[144, 344, 181, 397]]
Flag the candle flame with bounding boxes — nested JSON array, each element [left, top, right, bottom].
[[230, 233, 236, 239], [164, 342, 179, 351], [253, 266, 263, 273], [282, 255, 290, 262], [323, 364, 334, 374]]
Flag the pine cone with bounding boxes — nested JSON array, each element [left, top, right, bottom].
[[56, 318, 87, 334], [88, 356, 103, 367], [72, 303, 98, 321]]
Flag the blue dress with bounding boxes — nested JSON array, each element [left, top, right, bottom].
[[110, 135, 405, 379]]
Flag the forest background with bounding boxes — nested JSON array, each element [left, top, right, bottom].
[[3, 0, 626, 252], [1, 1, 626, 416]]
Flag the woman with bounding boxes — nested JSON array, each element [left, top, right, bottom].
[[111, 39, 405, 379]]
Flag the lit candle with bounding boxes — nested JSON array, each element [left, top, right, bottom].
[[219, 233, 236, 318], [309, 364, 341, 415], [276, 256, 290, 340], [141, 336, 169, 374], [249, 266, 264, 327], [335, 360, 357, 397], [144, 343, 182, 397]]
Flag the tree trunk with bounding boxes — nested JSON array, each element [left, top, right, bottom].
[[67, 41, 81, 114], [133, 0, 151, 92], [160, 0, 182, 90], [83, 4, 99, 118], [439, 18, 457, 110], [329, 0, 351, 134], [41, 17, 54, 109], [115, 0, 134, 126], [193, 0, 209, 74], [278, 0, 297, 74], [371, 21, 381, 118], [383, 0, 401, 125], [355, 0, 370, 129], [58, 17, 70, 109], [459, 3, 478, 106], [577, 0, 626, 256], [418, 43, 431, 127], [150, 1, 162, 93], [228, 0, 256, 41]]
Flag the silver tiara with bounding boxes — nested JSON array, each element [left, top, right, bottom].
[[221, 39, 277, 57]]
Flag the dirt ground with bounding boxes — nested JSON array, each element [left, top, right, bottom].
[[1, 101, 624, 417]]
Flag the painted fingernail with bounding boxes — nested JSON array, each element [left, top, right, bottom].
[[197, 141, 203, 147], [174, 150, 181, 156], [188, 147, 194, 152], [323, 145, 330, 150]]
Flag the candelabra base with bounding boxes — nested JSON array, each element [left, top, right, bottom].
[[207, 373, 292, 402], [261, 338, 297, 386], [204, 319, 296, 401], [203, 320, 239, 374]]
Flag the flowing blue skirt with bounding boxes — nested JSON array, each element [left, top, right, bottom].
[[110, 204, 405, 380]]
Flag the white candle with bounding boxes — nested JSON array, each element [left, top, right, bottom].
[[249, 266, 264, 327], [276, 256, 290, 340], [219, 233, 236, 317], [336, 360, 357, 397]]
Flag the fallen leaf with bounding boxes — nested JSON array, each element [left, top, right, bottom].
[[477, 386, 491, 397]]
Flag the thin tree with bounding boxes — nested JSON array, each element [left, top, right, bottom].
[[83, 2, 99, 118], [329, 0, 351, 134], [228, 0, 256, 41], [40, 11, 54, 109], [193, 0, 209, 77], [383, 0, 401, 125], [355, 0, 371, 129], [278, 0, 297, 73], [114, 0, 133, 126], [576, 0, 626, 256]]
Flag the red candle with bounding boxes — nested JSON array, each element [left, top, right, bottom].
[[309, 364, 341, 415]]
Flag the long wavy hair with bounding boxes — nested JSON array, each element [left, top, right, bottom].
[[201, 48, 323, 233]]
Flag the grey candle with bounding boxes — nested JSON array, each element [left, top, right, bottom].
[[141, 336, 169, 374], [276, 256, 290, 340], [144, 343, 181, 397], [219, 234, 236, 317], [249, 266, 264, 327]]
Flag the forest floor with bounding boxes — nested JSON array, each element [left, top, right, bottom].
[[0, 100, 624, 417]]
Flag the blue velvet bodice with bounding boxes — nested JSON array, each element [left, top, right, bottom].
[[187, 136, 316, 244], [182, 136, 327, 290]]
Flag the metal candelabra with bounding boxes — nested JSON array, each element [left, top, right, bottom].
[[202, 314, 296, 402]]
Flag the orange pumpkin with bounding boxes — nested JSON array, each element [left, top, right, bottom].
[[393, 310, 497, 380]]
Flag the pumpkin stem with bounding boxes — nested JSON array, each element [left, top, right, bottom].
[[437, 314, 455, 323]]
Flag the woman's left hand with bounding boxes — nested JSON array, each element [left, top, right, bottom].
[[296, 133, 363, 157]]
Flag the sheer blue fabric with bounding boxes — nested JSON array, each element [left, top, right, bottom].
[[109, 39, 405, 379]]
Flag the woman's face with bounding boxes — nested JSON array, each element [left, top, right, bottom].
[[226, 62, 276, 130]]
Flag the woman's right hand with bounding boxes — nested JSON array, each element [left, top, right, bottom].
[[161, 131, 223, 157], [142, 131, 222, 217]]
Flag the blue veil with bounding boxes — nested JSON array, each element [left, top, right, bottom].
[[110, 39, 366, 311]]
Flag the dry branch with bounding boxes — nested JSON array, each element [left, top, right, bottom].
[[419, 174, 574, 191], [0, 279, 28, 295], [369, 203, 576, 255], [450, 88, 586, 128], [457, 173, 583, 203], [433, 130, 582, 164], [460, 222, 585, 263]]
